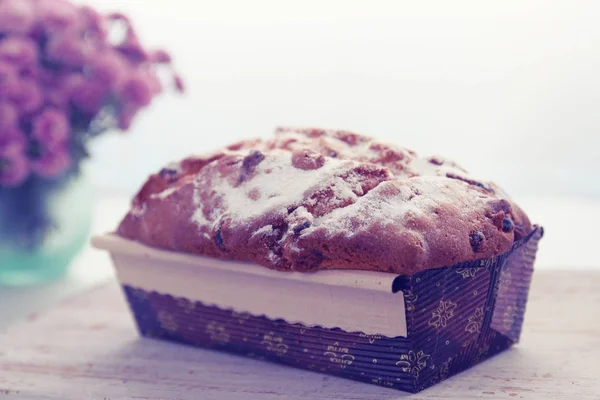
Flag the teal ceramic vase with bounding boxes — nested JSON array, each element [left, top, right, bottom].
[[0, 175, 93, 286]]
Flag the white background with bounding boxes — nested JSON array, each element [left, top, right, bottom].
[[70, 0, 600, 270], [72, 0, 600, 200]]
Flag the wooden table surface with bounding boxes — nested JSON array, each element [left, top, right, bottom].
[[0, 270, 598, 400]]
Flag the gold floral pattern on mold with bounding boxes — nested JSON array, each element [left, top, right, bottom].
[[323, 342, 355, 369], [156, 310, 178, 332], [500, 270, 513, 285], [465, 307, 484, 334], [396, 350, 431, 378], [456, 267, 481, 279], [205, 321, 230, 344], [404, 289, 418, 312], [261, 332, 288, 356], [428, 300, 458, 329], [440, 357, 453, 379], [231, 311, 251, 324], [371, 378, 395, 388], [359, 333, 382, 344], [176, 298, 196, 314], [501, 305, 518, 331]]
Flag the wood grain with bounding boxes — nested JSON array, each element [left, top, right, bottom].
[[0, 270, 598, 400]]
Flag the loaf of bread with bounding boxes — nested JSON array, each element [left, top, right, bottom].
[[117, 128, 532, 275]]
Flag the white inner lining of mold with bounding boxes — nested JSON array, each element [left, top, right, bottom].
[[93, 234, 407, 337]]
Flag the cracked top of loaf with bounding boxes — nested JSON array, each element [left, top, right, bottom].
[[117, 127, 532, 275]]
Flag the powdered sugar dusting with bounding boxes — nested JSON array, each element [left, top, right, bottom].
[[330, 176, 359, 203], [210, 150, 353, 222], [151, 186, 177, 200], [252, 224, 274, 237], [192, 208, 210, 227], [191, 186, 211, 227], [130, 203, 147, 217], [312, 176, 476, 236], [291, 206, 313, 223], [188, 130, 488, 237], [407, 156, 468, 177]]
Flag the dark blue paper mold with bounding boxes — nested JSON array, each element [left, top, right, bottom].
[[121, 226, 543, 393]]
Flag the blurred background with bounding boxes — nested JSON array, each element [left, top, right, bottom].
[[68, 0, 600, 270], [78, 0, 600, 202]]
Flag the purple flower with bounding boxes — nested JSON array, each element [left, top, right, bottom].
[[0, 128, 29, 186], [36, 0, 80, 32], [114, 71, 163, 129], [7, 77, 43, 114], [174, 74, 185, 93], [115, 72, 162, 129], [79, 6, 109, 41], [0, 62, 18, 99], [107, 13, 147, 63], [0, 0, 183, 189], [71, 78, 109, 115], [41, 72, 82, 109], [1, 0, 184, 249], [0, 151, 30, 186], [0, 0, 35, 34], [0, 102, 18, 130], [117, 103, 139, 130], [30, 143, 71, 178], [119, 75, 154, 108], [151, 50, 172, 64], [0, 37, 39, 70], [0, 127, 27, 155], [18, 64, 41, 81], [31, 109, 70, 147], [45, 33, 94, 67], [88, 51, 126, 89]]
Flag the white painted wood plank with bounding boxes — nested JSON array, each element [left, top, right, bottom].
[[0, 270, 598, 400]]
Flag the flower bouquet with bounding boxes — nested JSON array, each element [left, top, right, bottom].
[[0, 0, 182, 284]]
